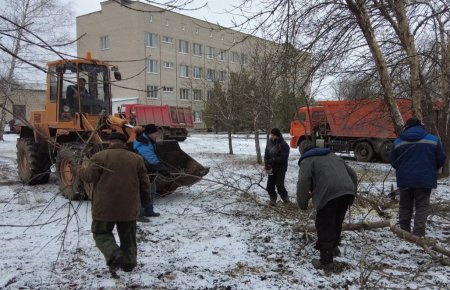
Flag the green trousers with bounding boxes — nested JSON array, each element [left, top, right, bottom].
[[91, 220, 137, 269]]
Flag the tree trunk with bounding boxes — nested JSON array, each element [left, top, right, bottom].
[[227, 130, 233, 155], [345, 0, 404, 134], [254, 118, 262, 164], [0, 0, 30, 141]]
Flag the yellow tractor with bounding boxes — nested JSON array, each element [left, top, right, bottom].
[[16, 54, 208, 199]]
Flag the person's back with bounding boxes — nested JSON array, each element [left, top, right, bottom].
[[297, 148, 357, 210], [87, 147, 149, 221], [390, 121, 446, 189]]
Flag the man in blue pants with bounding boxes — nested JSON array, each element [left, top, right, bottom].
[[134, 124, 170, 220]]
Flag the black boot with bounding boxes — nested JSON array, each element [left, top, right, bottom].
[[312, 249, 334, 270]]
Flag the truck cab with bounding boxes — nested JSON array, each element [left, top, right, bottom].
[[290, 106, 328, 152]]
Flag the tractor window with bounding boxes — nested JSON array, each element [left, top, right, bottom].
[[79, 63, 110, 116], [60, 63, 78, 120], [49, 67, 57, 102]]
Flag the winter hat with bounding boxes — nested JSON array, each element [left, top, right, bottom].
[[404, 118, 423, 129], [144, 124, 159, 134], [270, 128, 282, 137], [109, 132, 128, 143]]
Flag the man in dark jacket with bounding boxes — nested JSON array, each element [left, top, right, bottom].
[[76, 132, 151, 274], [133, 124, 170, 219], [297, 146, 358, 270], [264, 128, 290, 206], [390, 118, 446, 237]]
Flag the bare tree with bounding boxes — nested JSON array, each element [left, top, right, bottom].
[[0, 0, 72, 140]]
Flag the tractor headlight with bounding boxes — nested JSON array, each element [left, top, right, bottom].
[[63, 105, 70, 112]]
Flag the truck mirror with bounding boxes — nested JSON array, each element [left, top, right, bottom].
[[114, 71, 121, 81]]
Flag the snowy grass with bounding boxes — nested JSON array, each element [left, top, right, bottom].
[[1, 132, 450, 289]]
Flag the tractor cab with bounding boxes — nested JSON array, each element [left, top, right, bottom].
[[57, 62, 110, 120]]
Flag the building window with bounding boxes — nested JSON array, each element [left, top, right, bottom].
[[195, 28, 199, 34], [181, 23, 186, 31], [145, 32, 158, 48], [193, 89, 202, 101], [241, 53, 248, 65], [162, 36, 173, 44], [165, 19, 170, 27], [163, 86, 174, 93], [194, 111, 202, 123], [207, 46, 215, 59], [147, 85, 158, 99], [163, 61, 174, 69], [206, 69, 215, 81], [179, 40, 189, 53], [180, 88, 189, 100], [180, 65, 189, 78], [147, 59, 158, 74], [207, 90, 213, 100], [219, 49, 227, 61], [149, 15, 153, 23], [231, 52, 239, 63], [193, 43, 202, 56], [100, 35, 109, 50], [219, 70, 227, 82], [193, 67, 202, 79]]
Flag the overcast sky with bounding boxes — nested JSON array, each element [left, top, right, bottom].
[[72, 0, 241, 28]]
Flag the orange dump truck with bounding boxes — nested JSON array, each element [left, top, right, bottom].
[[289, 99, 415, 162]]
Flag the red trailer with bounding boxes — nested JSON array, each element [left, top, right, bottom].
[[120, 104, 193, 141], [290, 99, 417, 162]]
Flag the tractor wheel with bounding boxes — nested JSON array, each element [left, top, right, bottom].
[[56, 146, 84, 200], [298, 139, 312, 155], [354, 141, 374, 162], [377, 141, 392, 163], [16, 138, 50, 185]]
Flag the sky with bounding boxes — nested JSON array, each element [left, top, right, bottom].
[[72, 0, 242, 28]]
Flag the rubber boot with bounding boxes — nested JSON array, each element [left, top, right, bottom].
[[269, 199, 277, 206], [312, 249, 334, 270]]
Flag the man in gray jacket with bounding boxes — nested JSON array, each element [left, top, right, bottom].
[[297, 146, 358, 270]]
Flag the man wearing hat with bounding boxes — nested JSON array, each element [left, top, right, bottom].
[[264, 128, 291, 206], [390, 117, 446, 237], [133, 124, 170, 219], [76, 132, 151, 274]]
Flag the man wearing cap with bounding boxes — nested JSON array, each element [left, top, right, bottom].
[[264, 128, 291, 206], [390, 117, 446, 237], [76, 132, 151, 274], [297, 145, 358, 270], [133, 124, 170, 219]]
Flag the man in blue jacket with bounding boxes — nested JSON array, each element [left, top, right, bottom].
[[134, 124, 170, 220], [390, 118, 446, 237]]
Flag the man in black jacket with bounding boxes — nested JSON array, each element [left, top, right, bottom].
[[264, 128, 290, 206]]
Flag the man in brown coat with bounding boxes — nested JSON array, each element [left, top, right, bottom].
[[76, 132, 151, 274]]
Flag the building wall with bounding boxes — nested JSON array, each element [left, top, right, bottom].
[[5, 89, 46, 122], [77, 1, 309, 129]]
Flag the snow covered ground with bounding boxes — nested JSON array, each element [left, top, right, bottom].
[[1, 132, 450, 289]]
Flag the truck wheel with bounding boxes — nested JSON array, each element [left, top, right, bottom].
[[56, 146, 84, 200], [298, 139, 312, 155], [16, 138, 50, 185], [378, 141, 392, 163], [354, 141, 374, 162]]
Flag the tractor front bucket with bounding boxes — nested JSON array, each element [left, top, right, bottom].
[[155, 140, 209, 195]]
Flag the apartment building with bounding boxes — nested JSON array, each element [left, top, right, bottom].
[[77, 1, 309, 129]]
